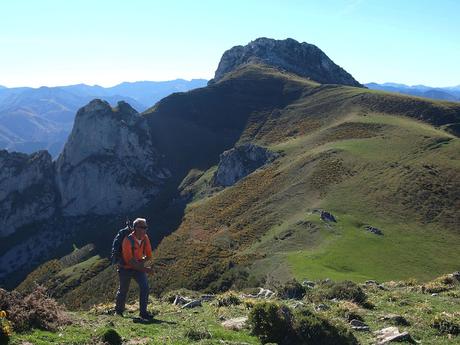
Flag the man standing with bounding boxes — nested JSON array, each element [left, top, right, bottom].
[[115, 217, 154, 319]]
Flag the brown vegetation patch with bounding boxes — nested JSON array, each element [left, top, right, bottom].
[[319, 122, 387, 144], [309, 155, 355, 195], [0, 286, 69, 332]]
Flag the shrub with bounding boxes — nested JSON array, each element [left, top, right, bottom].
[[336, 301, 364, 322], [0, 286, 69, 332], [184, 327, 212, 340], [318, 281, 367, 305], [0, 311, 12, 345], [423, 275, 457, 294], [432, 312, 460, 336], [215, 292, 241, 307], [97, 327, 122, 345], [249, 302, 293, 344], [294, 309, 358, 345], [279, 279, 306, 300], [248, 302, 358, 345]]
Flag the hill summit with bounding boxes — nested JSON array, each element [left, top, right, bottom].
[[210, 37, 362, 87]]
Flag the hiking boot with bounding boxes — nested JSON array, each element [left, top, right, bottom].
[[139, 311, 154, 320]]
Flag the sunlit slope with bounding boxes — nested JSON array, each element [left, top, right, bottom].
[[150, 65, 460, 292], [17, 65, 460, 303]]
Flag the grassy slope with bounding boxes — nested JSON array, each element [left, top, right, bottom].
[[149, 65, 460, 292], [16, 64, 460, 305], [9, 275, 460, 345]]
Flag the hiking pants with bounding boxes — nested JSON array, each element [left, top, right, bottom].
[[115, 267, 149, 315]]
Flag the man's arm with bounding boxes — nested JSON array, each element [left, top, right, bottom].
[[128, 258, 152, 273]]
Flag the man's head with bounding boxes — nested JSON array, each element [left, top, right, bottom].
[[133, 218, 148, 239]]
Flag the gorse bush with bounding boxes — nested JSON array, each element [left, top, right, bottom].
[[294, 308, 358, 345], [312, 280, 367, 305], [0, 310, 12, 345], [248, 302, 293, 344], [278, 279, 306, 300], [248, 302, 358, 344], [432, 312, 460, 336], [215, 292, 241, 307], [0, 286, 69, 332]]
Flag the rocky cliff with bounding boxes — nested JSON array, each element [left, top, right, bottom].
[[210, 37, 362, 87], [0, 150, 57, 237], [213, 144, 277, 187], [55, 100, 170, 216]]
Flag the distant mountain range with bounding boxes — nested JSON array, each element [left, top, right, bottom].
[[0, 79, 207, 157], [365, 82, 460, 102]]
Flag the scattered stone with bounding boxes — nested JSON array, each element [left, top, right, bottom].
[[173, 295, 192, 306], [379, 314, 410, 326], [431, 293, 438, 297], [221, 317, 248, 331], [315, 303, 330, 311], [365, 280, 379, 285], [250, 288, 276, 299], [182, 299, 202, 309], [291, 301, 305, 309], [364, 225, 383, 236], [350, 319, 370, 331], [302, 280, 315, 288], [450, 271, 460, 281], [320, 211, 337, 222], [374, 327, 416, 344]]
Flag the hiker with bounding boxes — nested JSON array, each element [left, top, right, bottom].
[[114, 217, 154, 319]]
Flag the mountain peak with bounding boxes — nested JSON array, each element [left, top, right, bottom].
[[210, 37, 362, 87], [82, 98, 111, 113]]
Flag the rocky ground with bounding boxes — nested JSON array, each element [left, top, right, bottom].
[[2, 272, 459, 344]]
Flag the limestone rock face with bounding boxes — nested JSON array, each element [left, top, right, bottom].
[[55, 99, 170, 216], [211, 37, 362, 87], [0, 150, 56, 237], [213, 143, 277, 187]]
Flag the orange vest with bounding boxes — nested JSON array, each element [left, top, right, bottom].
[[121, 232, 152, 269]]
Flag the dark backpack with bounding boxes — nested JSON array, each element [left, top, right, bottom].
[[111, 223, 132, 265]]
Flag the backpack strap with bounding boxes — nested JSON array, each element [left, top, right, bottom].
[[127, 234, 147, 261]]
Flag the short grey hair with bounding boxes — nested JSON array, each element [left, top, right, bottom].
[[133, 218, 147, 228]]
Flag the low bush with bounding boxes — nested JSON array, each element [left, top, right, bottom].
[[215, 292, 241, 307], [248, 302, 293, 344], [97, 327, 122, 345], [248, 302, 358, 344], [0, 286, 69, 332], [184, 327, 212, 341], [313, 281, 367, 305], [0, 311, 12, 345], [335, 301, 364, 322], [278, 279, 306, 300], [294, 309, 358, 345], [432, 312, 460, 336]]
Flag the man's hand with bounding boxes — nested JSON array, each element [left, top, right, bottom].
[[144, 267, 154, 275]]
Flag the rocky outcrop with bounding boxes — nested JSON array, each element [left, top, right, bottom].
[[55, 100, 170, 216], [213, 143, 277, 187], [0, 150, 57, 237], [210, 37, 362, 87]]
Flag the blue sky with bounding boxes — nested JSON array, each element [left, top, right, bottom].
[[0, 0, 459, 87]]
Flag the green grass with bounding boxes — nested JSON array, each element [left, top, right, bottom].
[[286, 213, 460, 283], [8, 276, 460, 345], [10, 299, 260, 345]]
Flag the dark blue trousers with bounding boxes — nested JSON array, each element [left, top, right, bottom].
[[115, 267, 149, 315]]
